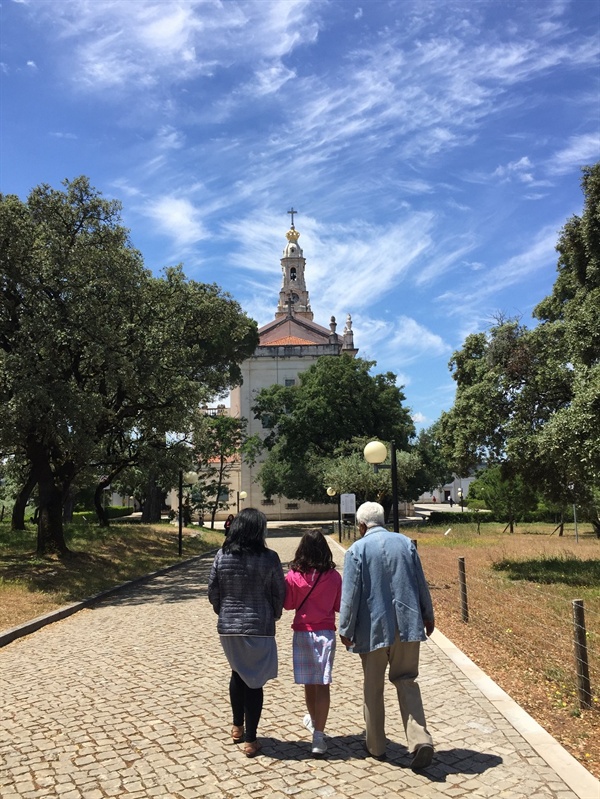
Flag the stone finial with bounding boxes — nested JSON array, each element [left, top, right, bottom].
[[330, 316, 337, 333]]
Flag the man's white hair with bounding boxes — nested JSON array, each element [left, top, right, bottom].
[[356, 501, 385, 529]]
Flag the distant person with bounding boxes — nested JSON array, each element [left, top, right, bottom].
[[224, 514, 235, 534], [448, 497, 454, 508], [284, 529, 342, 756], [431, 496, 437, 503], [208, 508, 286, 757], [339, 501, 435, 769]]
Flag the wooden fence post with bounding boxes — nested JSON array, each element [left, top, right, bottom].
[[573, 599, 592, 710], [458, 556, 469, 623]]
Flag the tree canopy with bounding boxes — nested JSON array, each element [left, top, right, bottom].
[[0, 177, 258, 553], [439, 163, 600, 533], [251, 355, 416, 503]]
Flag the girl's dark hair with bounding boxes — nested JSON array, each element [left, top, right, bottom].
[[289, 529, 335, 573], [222, 508, 268, 555]]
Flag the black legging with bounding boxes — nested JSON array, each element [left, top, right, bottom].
[[229, 670, 263, 743]]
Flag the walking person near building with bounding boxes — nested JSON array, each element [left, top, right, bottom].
[[208, 508, 286, 757], [338, 501, 435, 768]]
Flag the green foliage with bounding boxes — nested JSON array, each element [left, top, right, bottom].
[[252, 355, 415, 502], [192, 413, 248, 527], [0, 177, 258, 552], [438, 164, 600, 534], [468, 465, 536, 528]]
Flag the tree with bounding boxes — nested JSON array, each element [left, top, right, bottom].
[[192, 412, 247, 529], [251, 355, 415, 503], [0, 177, 258, 554], [322, 440, 422, 520], [438, 164, 600, 534], [468, 465, 536, 533], [409, 421, 454, 498]]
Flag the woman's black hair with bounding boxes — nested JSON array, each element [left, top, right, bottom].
[[289, 529, 335, 573], [222, 508, 268, 554]]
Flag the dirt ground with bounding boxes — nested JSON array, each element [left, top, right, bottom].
[[416, 530, 600, 780]]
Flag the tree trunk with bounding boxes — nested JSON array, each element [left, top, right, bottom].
[[26, 438, 71, 556], [141, 478, 163, 523], [62, 496, 74, 523], [36, 476, 70, 556], [94, 481, 110, 527], [11, 469, 37, 530]]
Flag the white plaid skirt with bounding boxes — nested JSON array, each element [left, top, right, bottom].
[[292, 630, 336, 685]]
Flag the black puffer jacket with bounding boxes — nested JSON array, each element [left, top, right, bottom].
[[208, 548, 286, 636]]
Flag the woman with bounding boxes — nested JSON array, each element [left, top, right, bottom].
[[224, 514, 235, 534], [208, 508, 286, 757]]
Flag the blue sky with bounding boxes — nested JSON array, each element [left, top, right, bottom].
[[1, 0, 599, 429]]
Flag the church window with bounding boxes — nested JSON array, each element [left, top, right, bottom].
[[285, 503, 299, 510], [290, 267, 297, 281], [261, 499, 275, 506], [284, 379, 296, 387]]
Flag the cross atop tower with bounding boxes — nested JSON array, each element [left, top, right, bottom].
[[287, 207, 298, 228]]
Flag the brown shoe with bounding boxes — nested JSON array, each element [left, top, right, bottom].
[[243, 740, 262, 758], [231, 725, 244, 743]]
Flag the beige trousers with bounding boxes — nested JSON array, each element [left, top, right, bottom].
[[359, 633, 433, 757]]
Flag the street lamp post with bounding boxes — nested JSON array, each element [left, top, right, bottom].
[[327, 486, 342, 542], [178, 470, 199, 557], [237, 490, 247, 513], [364, 440, 399, 532]]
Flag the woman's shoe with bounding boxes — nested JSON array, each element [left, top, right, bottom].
[[243, 740, 262, 758], [231, 725, 244, 743]]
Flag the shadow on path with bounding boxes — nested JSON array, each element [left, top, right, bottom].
[[258, 734, 503, 781]]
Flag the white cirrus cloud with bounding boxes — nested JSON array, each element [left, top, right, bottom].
[[547, 133, 600, 176], [30, 0, 319, 92], [144, 195, 207, 247]]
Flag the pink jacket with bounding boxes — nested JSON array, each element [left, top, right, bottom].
[[284, 568, 342, 632]]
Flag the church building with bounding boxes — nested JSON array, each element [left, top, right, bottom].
[[229, 210, 358, 520]]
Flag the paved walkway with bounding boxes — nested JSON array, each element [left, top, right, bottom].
[[1, 528, 597, 799]]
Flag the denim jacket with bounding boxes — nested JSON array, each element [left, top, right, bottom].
[[338, 527, 434, 654]]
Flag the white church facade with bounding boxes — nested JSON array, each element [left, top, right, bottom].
[[228, 211, 358, 520]]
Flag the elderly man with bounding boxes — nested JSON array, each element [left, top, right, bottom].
[[339, 501, 435, 768]]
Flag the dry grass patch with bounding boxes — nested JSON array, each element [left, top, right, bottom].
[[412, 523, 600, 779], [0, 520, 224, 632]]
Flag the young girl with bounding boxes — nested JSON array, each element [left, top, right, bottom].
[[284, 529, 342, 755]]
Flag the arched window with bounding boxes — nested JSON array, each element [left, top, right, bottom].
[[290, 267, 297, 281]]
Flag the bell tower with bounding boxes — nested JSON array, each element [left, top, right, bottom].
[[275, 208, 313, 320]]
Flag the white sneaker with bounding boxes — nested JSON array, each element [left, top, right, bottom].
[[303, 714, 315, 734], [311, 731, 327, 755]]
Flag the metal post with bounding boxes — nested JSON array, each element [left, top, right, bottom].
[[573, 503, 579, 543], [458, 557, 469, 622], [338, 494, 342, 543], [178, 469, 183, 557], [391, 440, 399, 533], [573, 599, 592, 709]]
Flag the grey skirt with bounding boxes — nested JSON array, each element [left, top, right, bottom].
[[220, 635, 278, 689]]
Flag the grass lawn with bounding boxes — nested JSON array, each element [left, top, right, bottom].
[[0, 518, 224, 631]]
